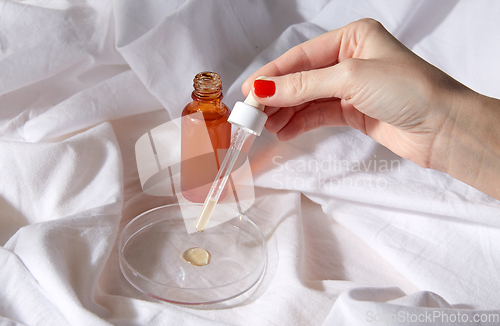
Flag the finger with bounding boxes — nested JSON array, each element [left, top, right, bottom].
[[242, 18, 402, 96], [275, 99, 346, 141], [265, 100, 329, 134], [242, 30, 343, 95], [263, 105, 281, 116], [250, 60, 364, 108], [265, 106, 296, 134], [265, 102, 313, 133], [339, 98, 368, 134]]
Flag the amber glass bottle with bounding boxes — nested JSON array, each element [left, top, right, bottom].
[[181, 72, 231, 203]]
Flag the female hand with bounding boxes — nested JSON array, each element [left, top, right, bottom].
[[242, 18, 472, 170]]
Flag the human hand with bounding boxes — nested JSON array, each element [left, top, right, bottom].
[[242, 18, 473, 170]]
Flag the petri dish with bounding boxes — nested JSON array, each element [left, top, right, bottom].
[[118, 203, 267, 305]]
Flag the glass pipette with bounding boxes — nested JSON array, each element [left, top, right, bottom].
[[195, 92, 267, 231]]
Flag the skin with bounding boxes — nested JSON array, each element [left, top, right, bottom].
[[242, 18, 500, 200]]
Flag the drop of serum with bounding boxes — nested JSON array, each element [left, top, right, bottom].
[[182, 247, 211, 266]]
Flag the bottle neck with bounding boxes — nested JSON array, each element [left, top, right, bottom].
[[192, 71, 223, 102], [191, 91, 222, 103]]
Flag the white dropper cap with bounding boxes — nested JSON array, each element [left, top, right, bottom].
[[228, 91, 268, 136]]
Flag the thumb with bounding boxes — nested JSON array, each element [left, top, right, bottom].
[[251, 63, 356, 107]]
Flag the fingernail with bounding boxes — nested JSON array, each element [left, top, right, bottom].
[[254, 78, 276, 98]]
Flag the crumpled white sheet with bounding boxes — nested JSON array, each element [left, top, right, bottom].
[[1, 0, 500, 325]]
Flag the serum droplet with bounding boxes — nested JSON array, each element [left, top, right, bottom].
[[182, 247, 211, 266]]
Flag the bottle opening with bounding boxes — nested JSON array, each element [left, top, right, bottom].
[[193, 71, 222, 99]]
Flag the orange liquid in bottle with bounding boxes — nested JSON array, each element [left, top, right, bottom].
[[181, 72, 231, 203]]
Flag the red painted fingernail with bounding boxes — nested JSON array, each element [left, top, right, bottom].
[[254, 79, 276, 98]]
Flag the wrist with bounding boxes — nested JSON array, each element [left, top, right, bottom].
[[430, 89, 500, 200]]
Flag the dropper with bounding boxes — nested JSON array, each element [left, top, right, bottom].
[[195, 91, 268, 231]]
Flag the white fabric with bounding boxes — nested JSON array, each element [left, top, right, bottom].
[[1, 0, 500, 325]]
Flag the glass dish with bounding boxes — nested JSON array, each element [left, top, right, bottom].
[[119, 203, 267, 305]]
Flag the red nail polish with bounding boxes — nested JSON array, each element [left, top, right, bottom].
[[254, 79, 276, 98]]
